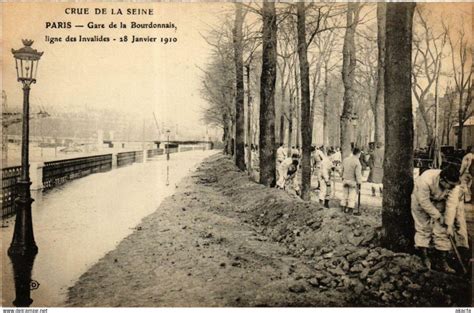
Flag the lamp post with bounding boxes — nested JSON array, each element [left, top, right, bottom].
[[9, 39, 43, 307], [166, 129, 170, 161], [166, 129, 170, 186]]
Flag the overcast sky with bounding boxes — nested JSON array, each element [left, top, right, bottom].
[[2, 2, 471, 141]]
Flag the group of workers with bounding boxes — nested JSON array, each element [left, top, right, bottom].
[[272, 142, 473, 273]]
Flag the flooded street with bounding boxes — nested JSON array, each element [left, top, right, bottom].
[[1, 150, 217, 307]]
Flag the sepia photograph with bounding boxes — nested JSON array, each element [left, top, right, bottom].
[[1, 0, 472, 310]]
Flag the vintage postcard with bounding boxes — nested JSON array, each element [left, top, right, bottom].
[[1, 1, 472, 310]]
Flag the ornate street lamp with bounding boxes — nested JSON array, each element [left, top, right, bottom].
[[8, 39, 43, 307]]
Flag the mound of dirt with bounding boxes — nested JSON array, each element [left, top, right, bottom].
[[196, 154, 471, 306]]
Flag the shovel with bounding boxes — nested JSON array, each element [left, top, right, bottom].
[[353, 184, 362, 216], [448, 234, 468, 275]]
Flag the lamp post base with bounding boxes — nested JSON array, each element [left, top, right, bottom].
[[9, 249, 37, 307], [8, 180, 37, 257], [8, 180, 38, 307], [8, 244, 38, 257]]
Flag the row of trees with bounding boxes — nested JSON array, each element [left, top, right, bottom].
[[412, 7, 472, 149], [201, 2, 472, 252]]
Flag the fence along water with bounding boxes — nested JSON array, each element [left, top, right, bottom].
[[42, 154, 113, 189], [1, 165, 22, 217], [1, 145, 207, 217]]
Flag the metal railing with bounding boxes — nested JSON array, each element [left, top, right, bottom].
[[167, 147, 178, 154], [147, 149, 164, 158], [3, 146, 188, 218], [1, 166, 22, 217], [43, 154, 112, 189], [117, 151, 137, 168], [179, 146, 193, 152]]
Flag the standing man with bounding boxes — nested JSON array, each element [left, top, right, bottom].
[[312, 147, 325, 188], [411, 165, 468, 273], [341, 148, 363, 214], [319, 150, 335, 208], [276, 143, 287, 166], [369, 142, 384, 197]]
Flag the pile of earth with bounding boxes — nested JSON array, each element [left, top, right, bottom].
[[195, 154, 472, 306]]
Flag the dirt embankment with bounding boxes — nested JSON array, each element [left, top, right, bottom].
[[67, 154, 471, 307]]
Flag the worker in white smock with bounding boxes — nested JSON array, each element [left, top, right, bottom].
[[411, 165, 468, 273], [276, 154, 300, 193], [318, 150, 334, 208]]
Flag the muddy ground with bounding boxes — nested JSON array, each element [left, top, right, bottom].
[[67, 153, 472, 307]]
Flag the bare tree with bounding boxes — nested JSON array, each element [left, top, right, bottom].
[[412, 8, 447, 147], [445, 21, 473, 148], [200, 19, 236, 154], [294, 3, 345, 198], [200, 59, 235, 155], [440, 86, 457, 145], [354, 28, 377, 146], [233, 3, 246, 170], [310, 28, 340, 147], [259, 1, 278, 187], [296, 2, 312, 200], [374, 2, 386, 144], [304, 5, 345, 146], [340, 3, 360, 158], [382, 2, 416, 253], [276, 14, 298, 150]]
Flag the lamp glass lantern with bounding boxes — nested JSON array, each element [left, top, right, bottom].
[[12, 39, 43, 84]]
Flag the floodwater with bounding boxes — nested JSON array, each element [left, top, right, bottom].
[[1, 150, 217, 307]]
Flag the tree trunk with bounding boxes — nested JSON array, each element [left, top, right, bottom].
[[223, 113, 230, 154], [288, 97, 293, 155], [340, 3, 359, 159], [441, 121, 446, 146], [296, 102, 301, 148], [382, 2, 416, 253], [233, 2, 246, 170], [446, 120, 450, 146], [375, 2, 386, 144], [230, 119, 235, 156], [323, 62, 329, 147], [297, 2, 312, 200], [279, 115, 285, 145], [259, 1, 277, 187], [223, 127, 228, 155], [295, 66, 301, 148], [457, 92, 465, 149], [418, 103, 434, 146], [246, 64, 252, 174], [309, 67, 321, 142]]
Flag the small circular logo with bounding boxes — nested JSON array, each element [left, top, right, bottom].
[[30, 280, 40, 290]]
